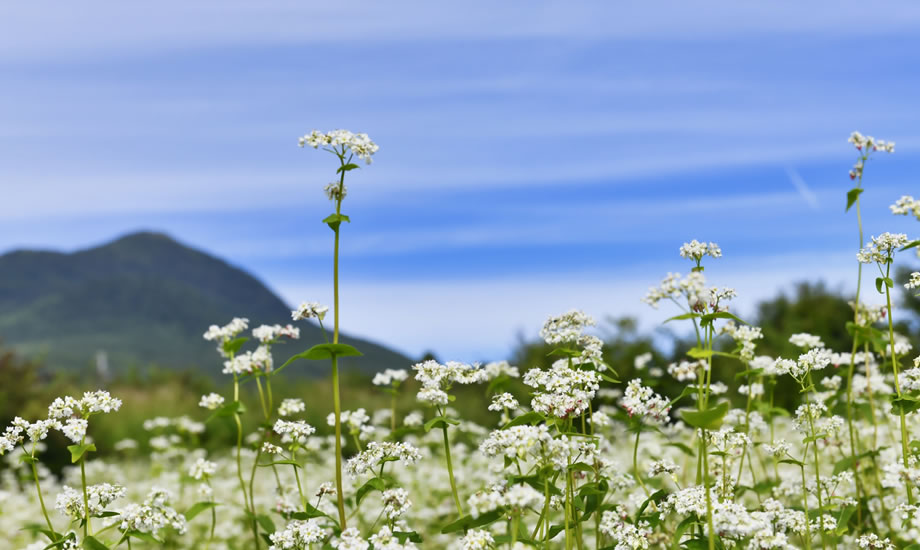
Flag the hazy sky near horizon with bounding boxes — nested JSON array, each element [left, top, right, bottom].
[[2, 1, 920, 361]]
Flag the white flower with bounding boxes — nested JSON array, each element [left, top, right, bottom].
[[334, 527, 369, 550], [253, 324, 300, 343], [299, 129, 379, 165], [188, 458, 217, 481], [857, 534, 896, 549], [788, 333, 824, 349], [488, 393, 519, 412], [619, 379, 670, 422], [269, 518, 325, 549], [539, 309, 596, 345], [460, 529, 495, 550], [116, 487, 187, 535], [857, 232, 910, 264], [198, 393, 225, 410], [273, 420, 316, 445], [324, 181, 348, 202], [61, 418, 88, 443], [906, 272, 920, 290], [412, 360, 486, 405], [381, 488, 412, 519], [279, 398, 306, 417], [291, 301, 329, 321], [679, 239, 722, 261], [634, 352, 653, 370], [891, 195, 920, 220], [372, 369, 409, 386], [345, 441, 421, 477], [524, 359, 599, 419]]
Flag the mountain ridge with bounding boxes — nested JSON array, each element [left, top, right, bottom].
[[0, 231, 411, 375]]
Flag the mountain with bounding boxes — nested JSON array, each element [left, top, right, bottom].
[[0, 231, 411, 375]]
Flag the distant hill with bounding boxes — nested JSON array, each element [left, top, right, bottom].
[[0, 231, 411, 375]]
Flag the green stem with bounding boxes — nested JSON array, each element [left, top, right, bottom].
[[884, 279, 915, 505], [331, 356, 347, 528], [30, 458, 55, 536], [441, 422, 463, 516]]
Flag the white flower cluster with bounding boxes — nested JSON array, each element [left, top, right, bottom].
[[524, 359, 599, 419], [849, 301, 887, 326], [222, 346, 273, 375], [253, 323, 300, 343], [620, 379, 670, 423], [291, 301, 329, 321], [55, 483, 126, 519], [372, 368, 409, 386], [344, 441, 421, 477], [328, 409, 374, 440], [412, 360, 486, 405], [848, 131, 895, 153], [299, 129, 379, 164], [667, 360, 705, 382], [481, 360, 520, 380], [269, 518, 325, 549], [906, 272, 920, 290], [857, 232, 910, 264], [203, 317, 249, 356], [198, 392, 225, 410], [539, 309, 596, 345], [273, 419, 316, 445], [369, 526, 418, 550], [723, 322, 763, 360], [788, 333, 824, 350], [116, 487, 187, 535], [467, 484, 543, 518], [335, 527, 369, 550], [188, 457, 217, 480], [599, 508, 652, 549], [324, 181, 348, 202], [857, 534, 896, 549], [460, 529, 494, 550], [642, 272, 732, 311], [679, 239, 722, 261], [891, 195, 920, 220], [278, 398, 306, 417], [479, 424, 552, 461], [381, 487, 412, 519], [487, 392, 519, 412]]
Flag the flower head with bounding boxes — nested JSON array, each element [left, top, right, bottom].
[[298, 129, 379, 164]]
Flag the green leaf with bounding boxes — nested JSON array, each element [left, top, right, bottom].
[[290, 502, 331, 521], [901, 239, 920, 251], [276, 343, 363, 374], [846, 187, 863, 212], [874, 277, 893, 293], [322, 213, 351, 231], [82, 537, 110, 550], [891, 395, 920, 415], [67, 443, 96, 464], [356, 477, 386, 506], [634, 489, 667, 524], [19, 454, 38, 465], [680, 402, 730, 431], [833, 456, 858, 476], [423, 415, 460, 433], [440, 509, 506, 533], [568, 462, 594, 473], [184, 501, 218, 521], [668, 386, 699, 408], [663, 312, 701, 324], [501, 411, 544, 429], [699, 311, 747, 327], [392, 531, 423, 544], [223, 336, 249, 357], [127, 531, 162, 544], [206, 400, 246, 423], [255, 514, 275, 535], [336, 163, 360, 173], [835, 505, 856, 535], [547, 347, 581, 358], [686, 347, 712, 360], [778, 458, 805, 468]]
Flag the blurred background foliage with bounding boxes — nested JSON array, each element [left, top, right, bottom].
[[3, 269, 920, 473]]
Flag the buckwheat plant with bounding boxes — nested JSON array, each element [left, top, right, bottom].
[[293, 128, 378, 529]]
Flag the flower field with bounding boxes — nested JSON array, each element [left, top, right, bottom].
[[4, 130, 920, 550]]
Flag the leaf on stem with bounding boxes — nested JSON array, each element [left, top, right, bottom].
[[846, 187, 863, 212]]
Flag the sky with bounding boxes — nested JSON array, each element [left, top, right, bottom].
[[2, 1, 920, 361]]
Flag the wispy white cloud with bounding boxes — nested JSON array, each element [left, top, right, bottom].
[[785, 167, 820, 210]]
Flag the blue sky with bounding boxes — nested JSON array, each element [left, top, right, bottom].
[[2, 1, 920, 361]]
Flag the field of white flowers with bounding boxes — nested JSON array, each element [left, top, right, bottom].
[[4, 130, 920, 550]]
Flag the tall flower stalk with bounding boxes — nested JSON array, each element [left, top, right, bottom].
[[297, 129, 378, 529]]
